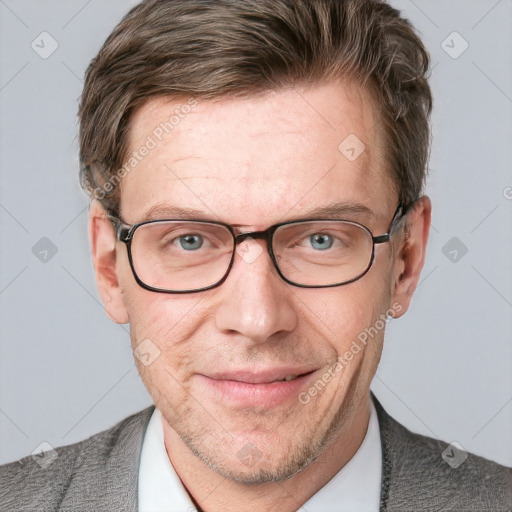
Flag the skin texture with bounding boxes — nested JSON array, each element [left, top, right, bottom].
[[89, 79, 431, 512]]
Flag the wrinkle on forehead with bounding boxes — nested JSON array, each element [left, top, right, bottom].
[[121, 80, 396, 227]]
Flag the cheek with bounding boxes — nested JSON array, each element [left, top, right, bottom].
[[125, 294, 206, 406], [300, 270, 393, 366], [117, 260, 206, 371], [127, 293, 202, 346], [307, 286, 383, 336], [115, 246, 193, 339]]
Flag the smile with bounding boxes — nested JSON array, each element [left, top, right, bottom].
[[197, 368, 317, 407]]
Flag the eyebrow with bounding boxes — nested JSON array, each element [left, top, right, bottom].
[[141, 204, 218, 222], [286, 202, 375, 222], [139, 201, 375, 224]]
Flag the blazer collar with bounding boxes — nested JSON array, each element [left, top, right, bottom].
[[58, 406, 154, 511]]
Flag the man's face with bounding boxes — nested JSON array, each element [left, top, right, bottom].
[[104, 81, 405, 482]]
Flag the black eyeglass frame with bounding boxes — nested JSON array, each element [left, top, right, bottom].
[[109, 203, 407, 294]]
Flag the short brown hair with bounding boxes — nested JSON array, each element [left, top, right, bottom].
[[79, 0, 432, 217]]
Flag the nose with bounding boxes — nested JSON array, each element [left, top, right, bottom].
[[214, 238, 298, 344]]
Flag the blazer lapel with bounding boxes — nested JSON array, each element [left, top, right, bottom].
[[58, 406, 154, 511], [373, 395, 475, 512]]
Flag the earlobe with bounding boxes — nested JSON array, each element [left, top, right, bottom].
[[391, 196, 431, 318], [89, 200, 130, 324]]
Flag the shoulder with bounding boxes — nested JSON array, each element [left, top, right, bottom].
[[0, 406, 154, 511], [374, 397, 512, 511]]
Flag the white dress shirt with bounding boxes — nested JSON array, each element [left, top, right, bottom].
[[138, 401, 381, 512]]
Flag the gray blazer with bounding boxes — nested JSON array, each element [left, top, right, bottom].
[[1, 398, 511, 511]]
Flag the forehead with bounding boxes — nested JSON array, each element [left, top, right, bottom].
[[121, 80, 396, 227]]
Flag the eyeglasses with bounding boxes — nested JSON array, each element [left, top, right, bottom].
[[110, 204, 406, 294]]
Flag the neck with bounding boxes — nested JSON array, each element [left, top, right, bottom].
[[162, 395, 372, 512]]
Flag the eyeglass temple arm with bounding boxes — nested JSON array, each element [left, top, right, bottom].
[[106, 213, 131, 241], [373, 202, 406, 245]]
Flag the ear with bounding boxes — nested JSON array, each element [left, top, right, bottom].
[[390, 196, 431, 318], [88, 200, 130, 324]]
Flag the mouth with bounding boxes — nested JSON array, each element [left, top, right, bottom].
[[197, 368, 318, 406], [277, 374, 302, 382]]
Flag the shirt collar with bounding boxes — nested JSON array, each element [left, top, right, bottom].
[[138, 407, 196, 511], [299, 399, 382, 511], [138, 401, 381, 512]]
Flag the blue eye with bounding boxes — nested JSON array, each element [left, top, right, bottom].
[[178, 234, 203, 250], [310, 233, 333, 250]]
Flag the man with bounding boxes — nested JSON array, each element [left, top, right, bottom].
[[1, 0, 510, 510]]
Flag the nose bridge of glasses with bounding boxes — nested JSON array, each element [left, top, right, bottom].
[[234, 229, 273, 246], [232, 229, 277, 268]]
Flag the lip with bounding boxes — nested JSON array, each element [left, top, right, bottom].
[[207, 367, 316, 384], [197, 367, 318, 407]]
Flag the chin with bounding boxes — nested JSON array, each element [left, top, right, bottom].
[[180, 426, 326, 485], [218, 464, 309, 485], [196, 445, 317, 485]]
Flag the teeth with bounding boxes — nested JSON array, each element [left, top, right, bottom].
[[283, 375, 297, 381]]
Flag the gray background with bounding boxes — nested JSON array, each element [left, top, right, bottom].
[[1, 0, 511, 467]]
